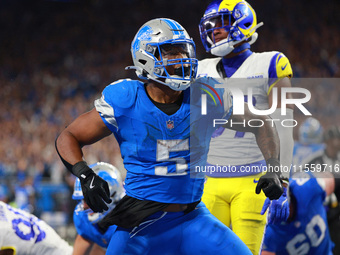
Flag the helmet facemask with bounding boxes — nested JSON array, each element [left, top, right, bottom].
[[128, 18, 198, 91], [199, 1, 263, 57], [151, 41, 197, 90]]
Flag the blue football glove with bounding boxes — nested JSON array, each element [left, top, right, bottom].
[[261, 186, 289, 224]]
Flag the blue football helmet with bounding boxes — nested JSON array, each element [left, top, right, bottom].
[[127, 18, 198, 91], [73, 162, 125, 224], [199, 0, 263, 56], [299, 117, 323, 145]]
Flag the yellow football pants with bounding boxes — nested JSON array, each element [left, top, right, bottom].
[[202, 173, 267, 255]]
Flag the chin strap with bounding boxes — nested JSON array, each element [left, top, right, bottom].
[[125, 65, 140, 72], [232, 42, 251, 53], [125, 66, 148, 80], [149, 76, 191, 91], [245, 21, 264, 46]]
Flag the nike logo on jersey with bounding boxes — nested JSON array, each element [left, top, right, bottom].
[[281, 63, 288, 71], [89, 176, 95, 189], [253, 179, 259, 183]]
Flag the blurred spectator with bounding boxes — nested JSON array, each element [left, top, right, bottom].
[[14, 176, 35, 213], [0, 184, 9, 203]]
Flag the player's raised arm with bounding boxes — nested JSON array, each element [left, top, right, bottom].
[[224, 103, 283, 200]]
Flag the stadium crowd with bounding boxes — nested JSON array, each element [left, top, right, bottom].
[[0, 0, 339, 240]]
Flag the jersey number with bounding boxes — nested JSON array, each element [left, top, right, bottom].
[[155, 139, 189, 176], [8, 205, 46, 243], [286, 214, 326, 255]]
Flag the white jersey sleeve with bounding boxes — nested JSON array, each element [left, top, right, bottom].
[[0, 202, 73, 255]]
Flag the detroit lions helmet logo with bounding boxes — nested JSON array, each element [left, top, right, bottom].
[[132, 25, 153, 59]]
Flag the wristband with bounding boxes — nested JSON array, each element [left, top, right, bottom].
[[266, 158, 281, 174], [71, 161, 93, 179], [266, 158, 289, 184]]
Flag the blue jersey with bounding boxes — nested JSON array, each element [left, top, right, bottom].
[[73, 203, 117, 248], [263, 171, 334, 255], [94, 78, 232, 203], [293, 142, 325, 168]]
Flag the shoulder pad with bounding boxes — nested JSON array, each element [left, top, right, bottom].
[[198, 57, 221, 65], [198, 57, 222, 76], [102, 79, 141, 109], [268, 52, 293, 79], [290, 171, 325, 200]]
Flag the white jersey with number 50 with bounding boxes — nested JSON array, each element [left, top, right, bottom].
[[0, 201, 73, 255], [198, 51, 292, 167]]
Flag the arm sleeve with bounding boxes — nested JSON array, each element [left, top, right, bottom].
[[270, 108, 294, 179], [94, 95, 118, 133]]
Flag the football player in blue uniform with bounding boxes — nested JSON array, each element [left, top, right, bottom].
[[292, 117, 325, 171], [261, 170, 339, 255], [72, 162, 124, 255], [304, 126, 340, 254], [56, 18, 284, 254]]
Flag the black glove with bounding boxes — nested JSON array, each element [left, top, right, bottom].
[[72, 161, 112, 213], [255, 158, 283, 200]]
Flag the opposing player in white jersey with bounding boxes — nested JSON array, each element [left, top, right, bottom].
[[0, 201, 73, 255], [198, 0, 294, 254], [72, 162, 124, 255]]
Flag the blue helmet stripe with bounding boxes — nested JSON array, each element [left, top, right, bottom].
[[161, 18, 184, 37]]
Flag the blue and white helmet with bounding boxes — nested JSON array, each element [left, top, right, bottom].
[[127, 18, 198, 91], [73, 162, 124, 224], [199, 0, 263, 56], [299, 117, 323, 145]]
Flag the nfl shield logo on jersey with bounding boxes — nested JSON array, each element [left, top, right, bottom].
[[166, 120, 174, 130]]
